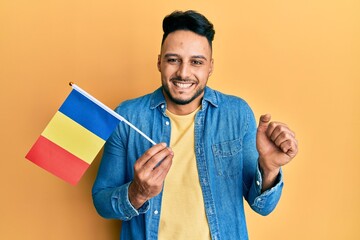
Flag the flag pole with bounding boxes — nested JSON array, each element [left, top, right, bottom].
[[69, 82, 157, 145]]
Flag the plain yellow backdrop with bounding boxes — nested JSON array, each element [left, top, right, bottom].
[[1, 0, 359, 239]]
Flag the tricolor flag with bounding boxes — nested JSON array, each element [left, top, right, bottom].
[[26, 83, 155, 185]]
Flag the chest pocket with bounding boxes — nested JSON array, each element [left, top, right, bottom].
[[212, 138, 243, 177]]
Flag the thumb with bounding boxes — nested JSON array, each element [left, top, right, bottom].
[[258, 114, 271, 131]]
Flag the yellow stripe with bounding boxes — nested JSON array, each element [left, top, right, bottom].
[[42, 111, 105, 164]]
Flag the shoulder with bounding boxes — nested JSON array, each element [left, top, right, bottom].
[[204, 87, 257, 134], [113, 87, 165, 119], [205, 87, 253, 111], [114, 92, 153, 116]]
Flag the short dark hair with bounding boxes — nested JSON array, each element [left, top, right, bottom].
[[161, 10, 215, 48]]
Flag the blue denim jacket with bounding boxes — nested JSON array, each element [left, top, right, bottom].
[[92, 87, 283, 240]]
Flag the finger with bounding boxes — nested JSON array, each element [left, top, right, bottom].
[[279, 138, 298, 156], [136, 143, 168, 167], [143, 147, 174, 171], [258, 114, 271, 132], [272, 128, 295, 146], [279, 139, 292, 153], [152, 154, 173, 181], [267, 123, 294, 141], [138, 154, 173, 198]]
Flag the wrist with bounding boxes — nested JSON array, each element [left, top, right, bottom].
[[128, 181, 148, 209], [259, 161, 280, 192]]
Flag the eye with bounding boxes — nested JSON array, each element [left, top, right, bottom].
[[191, 60, 203, 65], [167, 58, 180, 64]]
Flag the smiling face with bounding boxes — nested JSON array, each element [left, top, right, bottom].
[[157, 30, 214, 115]]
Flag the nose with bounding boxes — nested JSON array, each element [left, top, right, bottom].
[[176, 62, 191, 80]]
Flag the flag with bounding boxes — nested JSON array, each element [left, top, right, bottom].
[[26, 84, 121, 185]]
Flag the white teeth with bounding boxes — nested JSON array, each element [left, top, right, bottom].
[[174, 82, 193, 89]]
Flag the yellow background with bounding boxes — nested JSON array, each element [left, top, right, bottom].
[[1, 0, 359, 239]]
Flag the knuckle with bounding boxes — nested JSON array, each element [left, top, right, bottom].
[[150, 154, 162, 163], [282, 132, 291, 139], [271, 134, 277, 141], [291, 130, 296, 138], [268, 122, 276, 129], [134, 161, 141, 171], [136, 172, 145, 181], [278, 125, 286, 132], [143, 150, 153, 159]]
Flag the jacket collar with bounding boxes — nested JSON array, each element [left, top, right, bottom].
[[150, 86, 219, 110]]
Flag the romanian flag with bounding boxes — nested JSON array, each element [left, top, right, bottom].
[[26, 83, 155, 185]]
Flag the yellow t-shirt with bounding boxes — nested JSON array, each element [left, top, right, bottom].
[[158, 107, 211, 240]]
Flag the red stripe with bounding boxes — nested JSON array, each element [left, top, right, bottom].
[[26, 135, 90, 185]]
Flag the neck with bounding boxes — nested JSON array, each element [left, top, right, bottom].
[[164, 96, 202, 115]]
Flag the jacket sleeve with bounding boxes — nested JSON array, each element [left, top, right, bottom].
[[242, 105, 284, 216], [91, 122, 150, 221]]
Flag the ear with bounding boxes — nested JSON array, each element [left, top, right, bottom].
[[209, 58, 214, 76], [157, 55, 161, 72]]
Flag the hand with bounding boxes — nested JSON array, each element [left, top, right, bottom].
[[256, 114, 298, 190], [128, 143, 173, 209]]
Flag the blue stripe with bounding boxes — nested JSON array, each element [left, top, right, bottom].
[[59, 90, 120, 140]]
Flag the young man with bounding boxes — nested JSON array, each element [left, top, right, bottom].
[[92, 10, 298, 240]]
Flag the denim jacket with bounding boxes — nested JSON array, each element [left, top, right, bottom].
[[92, 87, 283, 240]]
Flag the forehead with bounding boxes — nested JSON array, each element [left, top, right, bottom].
[[161, 30, 212, 57]]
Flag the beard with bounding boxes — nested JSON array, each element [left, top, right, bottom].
[[162, 78, 205, 105]]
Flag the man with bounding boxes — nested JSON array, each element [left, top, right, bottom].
[[92, 10, 298, 240]]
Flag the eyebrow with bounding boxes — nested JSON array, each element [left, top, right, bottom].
[[164, 53, 208, 61]]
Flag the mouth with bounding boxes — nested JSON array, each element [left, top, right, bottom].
[[172, 81, 195, 90]]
